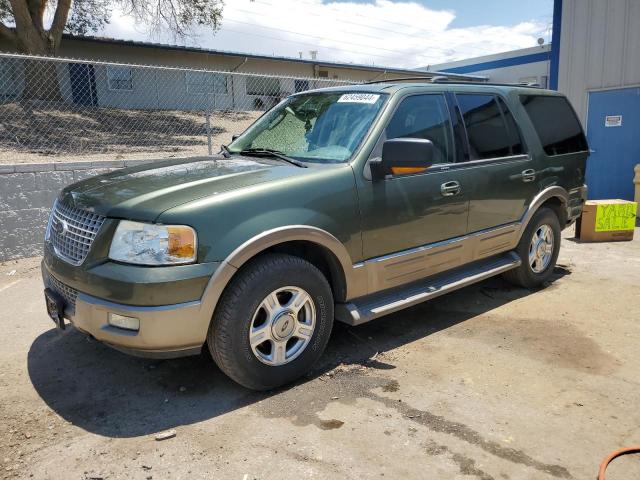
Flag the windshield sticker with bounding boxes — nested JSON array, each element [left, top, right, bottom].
[[337, 93, 380, 104]]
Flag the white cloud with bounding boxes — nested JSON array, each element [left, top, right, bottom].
[[100, 0, 549, 69]]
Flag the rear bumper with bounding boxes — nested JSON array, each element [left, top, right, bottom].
[[42, 261, 216, 358], [566, 184, 588, 225]]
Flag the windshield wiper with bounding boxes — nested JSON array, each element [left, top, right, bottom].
[[239, 148, 308, 168], [220, 144, 231, 158]]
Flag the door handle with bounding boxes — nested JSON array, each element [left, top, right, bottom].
[[440, 181, 461, 196], [521, 169, 536, 182]]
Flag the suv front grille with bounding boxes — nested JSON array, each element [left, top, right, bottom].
[[44, 270, 78, 314], [47, 200, 105, 265]]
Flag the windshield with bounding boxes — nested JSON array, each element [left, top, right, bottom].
[[228, 91, 388, 163]]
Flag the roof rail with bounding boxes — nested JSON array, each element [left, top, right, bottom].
[[362, 76, 464, 85], [430, 78, 543, 88], [362, 76, 544, 89]]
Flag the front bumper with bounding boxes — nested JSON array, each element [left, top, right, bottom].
[[42, 259, 219, 358]]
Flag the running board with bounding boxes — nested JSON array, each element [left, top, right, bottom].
[[335, 252, 521, 326]]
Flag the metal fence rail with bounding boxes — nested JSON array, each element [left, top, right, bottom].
[[0, 52, 352, 161]]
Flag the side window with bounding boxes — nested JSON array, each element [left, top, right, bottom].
[[385, 94, 453, 164], [497, 97, 525, 155], [520, 95, 588, 156], [456, 94, 513, 160]]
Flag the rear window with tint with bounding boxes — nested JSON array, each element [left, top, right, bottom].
[[520, 95, 588, 156]]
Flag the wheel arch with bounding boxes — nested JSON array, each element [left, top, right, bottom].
[[517, 186, 569, 242], [198, 226, 357, 335]]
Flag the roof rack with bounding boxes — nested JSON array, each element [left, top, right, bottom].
[[362, 76, 448, 84], [363, 76, 543, 88]]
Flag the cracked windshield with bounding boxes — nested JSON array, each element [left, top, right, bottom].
[[228, 92, 388, 163]]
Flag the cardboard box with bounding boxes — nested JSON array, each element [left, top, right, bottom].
[[576, 199, 637, 242]]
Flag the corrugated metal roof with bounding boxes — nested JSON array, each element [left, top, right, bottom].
[[61, 34, 487, 81]]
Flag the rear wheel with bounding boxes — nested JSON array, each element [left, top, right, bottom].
[[208, 253, 334, 390], [503, 207, 561, 288]]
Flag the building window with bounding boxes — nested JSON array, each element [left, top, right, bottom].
[[294, 79, 309, 93], [107, 66, 133, 91], [246, 76, 280, 96], [185, 71, 228, 94]]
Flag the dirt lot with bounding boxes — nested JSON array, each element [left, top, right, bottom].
[[0, 108, 261, 165], [0, 227, 639, 480]]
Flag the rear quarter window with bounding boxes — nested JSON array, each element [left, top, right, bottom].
[[520, 95, 588, 156]]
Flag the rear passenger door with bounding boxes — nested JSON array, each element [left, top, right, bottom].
[[453, 93, 539, 232]]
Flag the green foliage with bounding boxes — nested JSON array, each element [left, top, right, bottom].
[[0, 0, 224, 41]]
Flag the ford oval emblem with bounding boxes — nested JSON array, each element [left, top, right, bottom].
[[53, 218, 69, 238]]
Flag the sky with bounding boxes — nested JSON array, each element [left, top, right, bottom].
[[101, 0, 554, 69]]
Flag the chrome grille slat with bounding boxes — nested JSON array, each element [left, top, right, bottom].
[[44, 270, 78, 314], [47, 200, 105, 265], [52, 211, 99, 235]]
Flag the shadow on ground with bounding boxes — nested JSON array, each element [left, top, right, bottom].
[[28, 267, 570, 439]]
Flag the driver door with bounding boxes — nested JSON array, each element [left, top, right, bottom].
[[356, 93, 472, 287]]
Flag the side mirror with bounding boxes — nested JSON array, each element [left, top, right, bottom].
[[232, 134, 240, 141], [371, 138, 434, 180]]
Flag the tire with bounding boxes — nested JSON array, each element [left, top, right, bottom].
[[502, 207, 561, 288], [208, 253, 334, 390]]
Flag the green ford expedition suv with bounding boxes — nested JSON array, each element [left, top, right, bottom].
[[42, 81, 589, 390]]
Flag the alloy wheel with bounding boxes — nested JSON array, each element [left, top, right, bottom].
[[249, 286, 316, 366]]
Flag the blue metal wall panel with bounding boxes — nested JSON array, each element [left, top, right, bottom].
[[586, 87, 640, 200], [439, 52, 550, 74], [549, 0, 562, 90]]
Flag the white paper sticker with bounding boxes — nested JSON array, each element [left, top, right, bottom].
[[337, 93, 380, 104], [605, 115, 622, 127]]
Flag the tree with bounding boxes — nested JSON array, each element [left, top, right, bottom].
[[0, 0, 223, 98], [0, 0, 223, 56]]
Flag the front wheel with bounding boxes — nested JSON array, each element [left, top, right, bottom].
[[208, 253, 334, 390], [503, 207, 561, 288]]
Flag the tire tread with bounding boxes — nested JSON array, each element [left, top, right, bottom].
[[207, 253, 332, 390]]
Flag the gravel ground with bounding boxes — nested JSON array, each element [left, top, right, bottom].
[[0, 227, 639, 480], [0, 109, 261, 165]]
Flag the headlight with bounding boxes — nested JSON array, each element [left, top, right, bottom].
[[109, 220, 197, 265]]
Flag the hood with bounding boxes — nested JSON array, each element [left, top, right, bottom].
[[59, 155, 308, 221]]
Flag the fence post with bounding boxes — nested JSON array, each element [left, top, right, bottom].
[[205, 111, 213, 156]]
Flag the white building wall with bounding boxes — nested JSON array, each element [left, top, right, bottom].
[[426, 46, 551, 87], [558, 0, 640, 124], [452, 62, 550, 87]]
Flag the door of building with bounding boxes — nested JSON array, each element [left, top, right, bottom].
[[586, 87, 639, 200], [68, 63, 98, 106]]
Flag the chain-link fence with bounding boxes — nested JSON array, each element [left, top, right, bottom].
[[0, 52, 353, 163]]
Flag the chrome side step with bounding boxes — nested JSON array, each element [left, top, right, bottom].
[[335, 252, 521, 326]]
